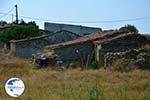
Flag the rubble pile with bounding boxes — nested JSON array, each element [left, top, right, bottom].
[[104, 46, 150, 70]]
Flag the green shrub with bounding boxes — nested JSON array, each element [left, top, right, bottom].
[[90, 61, 99, 69], [119, 24, 139, 33]]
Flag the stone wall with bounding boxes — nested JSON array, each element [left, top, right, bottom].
[[10, 31, 80, 58], [95, 34, 150, 66], [104, 48, 150, 69], [0, 28, 4, 33], [102, 34, 150, 53], [54, 42, 95, 65]]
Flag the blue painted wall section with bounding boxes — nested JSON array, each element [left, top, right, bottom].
[[44, 22, 102, 35]]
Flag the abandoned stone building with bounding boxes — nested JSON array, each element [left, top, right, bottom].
[[1, 23, 102, 58], [7, 30, 81, 58], [46, 30, 150, 66], [44, 22, 102, 36]]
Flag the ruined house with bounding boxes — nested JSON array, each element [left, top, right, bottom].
[[44, 22, 102, 35], [8, 30, 81, 58], [46, 30, 150, 66]]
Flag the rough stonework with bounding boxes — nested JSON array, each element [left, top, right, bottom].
[[104, 46, 150, 69], [54, 42, 95, 64], [9, 30, 80, 58], [47, 30, 150, 67]]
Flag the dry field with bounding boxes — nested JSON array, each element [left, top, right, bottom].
[[0, 58, 150, 100]]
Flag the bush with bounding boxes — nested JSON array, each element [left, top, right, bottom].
[[90, 61, 99, 69], [119, 24, 139, 33]]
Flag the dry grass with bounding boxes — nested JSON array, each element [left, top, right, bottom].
[[0, 53, 30, 68], [108, 59, 137, 72], [0, 59, 149, 100]]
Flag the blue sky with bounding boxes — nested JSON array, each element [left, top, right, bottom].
[[0, 0, 150, 34]]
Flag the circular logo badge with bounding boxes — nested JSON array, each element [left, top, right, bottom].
[[5, 77, 25, 97]]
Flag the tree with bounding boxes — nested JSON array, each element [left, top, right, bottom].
[[19, 19, 26, 25], [119, 24, 139, 33], [0, 24, 40, 42], [27, 21, 39, 28]]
